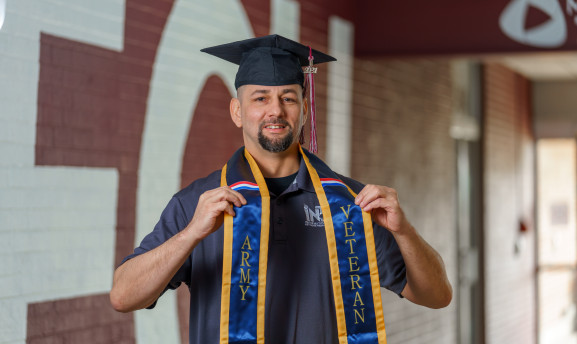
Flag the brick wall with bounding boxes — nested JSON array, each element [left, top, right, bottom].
[[483, 63, 536, 344], [352, 58, 458, 343], [26, 295, 133, 344]]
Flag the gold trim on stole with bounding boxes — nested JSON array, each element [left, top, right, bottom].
[[300, 148, 348, 343], [343, 183, 387, 343], [219, 150, 270, 344], [243, 149, 270, 344], [220, 164, 232, 343], [361, 210, 387, 343], [301, 146, 387, 344]]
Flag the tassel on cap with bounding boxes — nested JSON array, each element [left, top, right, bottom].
[[304, 46, 318, 153]]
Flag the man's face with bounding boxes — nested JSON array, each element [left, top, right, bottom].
[[231, 84, 307, 154]]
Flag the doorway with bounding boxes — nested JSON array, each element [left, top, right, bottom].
[[537, 138, 577, 344]]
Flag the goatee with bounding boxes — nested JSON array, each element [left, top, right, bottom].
[[258, 120, 295, 153]]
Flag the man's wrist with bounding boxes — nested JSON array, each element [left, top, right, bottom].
[[178, 223, 204, 247], [391, 222, 416, 240]]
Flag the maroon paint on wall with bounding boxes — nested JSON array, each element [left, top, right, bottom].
[[177, 75, 243, 344], [355, 0, 577, 56], [36, 0, 176, 273], [180, 75, 243, 188], [32, 0, 177, 342], [296, 0, 355, 23], [27, 294, 134, 344], [240, 0, 271, 37]]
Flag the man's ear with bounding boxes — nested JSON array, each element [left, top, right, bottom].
[[230, 97, 242, 128]]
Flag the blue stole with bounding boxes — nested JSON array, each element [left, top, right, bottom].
[[220, 146, 387, 344]]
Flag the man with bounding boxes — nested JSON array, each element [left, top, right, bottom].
[[110, 35, 452, 344]]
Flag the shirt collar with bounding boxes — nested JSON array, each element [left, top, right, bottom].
[[271, 153, 316, 196], [291, 154, 315, 193]]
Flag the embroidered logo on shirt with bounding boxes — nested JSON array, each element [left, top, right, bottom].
[[304, 204, 324, 228]]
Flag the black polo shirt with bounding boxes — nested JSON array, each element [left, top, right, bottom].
[[123, 157, 407, 344]]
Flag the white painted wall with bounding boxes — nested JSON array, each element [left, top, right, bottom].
[[0, 1, 124, 343], [327, 16, 354, 175]]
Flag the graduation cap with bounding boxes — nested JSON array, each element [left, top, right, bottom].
[[201, 35, 337, 153], [201, 34, 336, 89]]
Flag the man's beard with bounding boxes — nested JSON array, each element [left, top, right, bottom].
[[258, 119, 295, 153]]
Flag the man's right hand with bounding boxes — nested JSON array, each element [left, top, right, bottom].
[[186, 186, 247, 241], [110, 186, 246, 313]]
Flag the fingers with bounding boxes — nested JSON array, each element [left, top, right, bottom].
[[213, 200, 236, 217], [200, 186, 247, 209], [188, 187, 248, 239], [362, 197, 391, 213], [355, 184, 398, 211]]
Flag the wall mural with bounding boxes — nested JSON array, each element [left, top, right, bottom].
[[0, 0, 353, 342], [1, 0, 125, 342]]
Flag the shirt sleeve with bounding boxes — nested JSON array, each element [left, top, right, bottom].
[[373, 223, 407, 296], [118, 170, 221, 309], [120, 196, 193, 308]]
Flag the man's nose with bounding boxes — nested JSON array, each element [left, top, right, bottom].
[[266, 97, 283, 117]]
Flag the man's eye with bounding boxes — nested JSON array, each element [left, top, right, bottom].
[[283, 97, 296, 103], [254, 97, 266, 102]]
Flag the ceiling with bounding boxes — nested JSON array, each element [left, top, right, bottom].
[[353, 2, 577, 82], [497, 53, 577, 81]]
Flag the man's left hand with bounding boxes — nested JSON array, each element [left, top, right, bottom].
[[354, 184, 409, 234], [355, 184, 453, 309]]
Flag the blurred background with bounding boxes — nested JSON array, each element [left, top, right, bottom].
[[1, 0, 577, 343]]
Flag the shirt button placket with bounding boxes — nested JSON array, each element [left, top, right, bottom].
[[272, 198, 287, 242]]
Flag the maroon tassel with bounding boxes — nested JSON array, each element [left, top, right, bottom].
[[306, 47, 317, 153]]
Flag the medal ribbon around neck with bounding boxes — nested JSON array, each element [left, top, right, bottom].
[[219, 146, 386, 344]]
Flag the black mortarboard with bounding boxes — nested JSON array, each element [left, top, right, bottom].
[[200, 34, 336, 89]]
